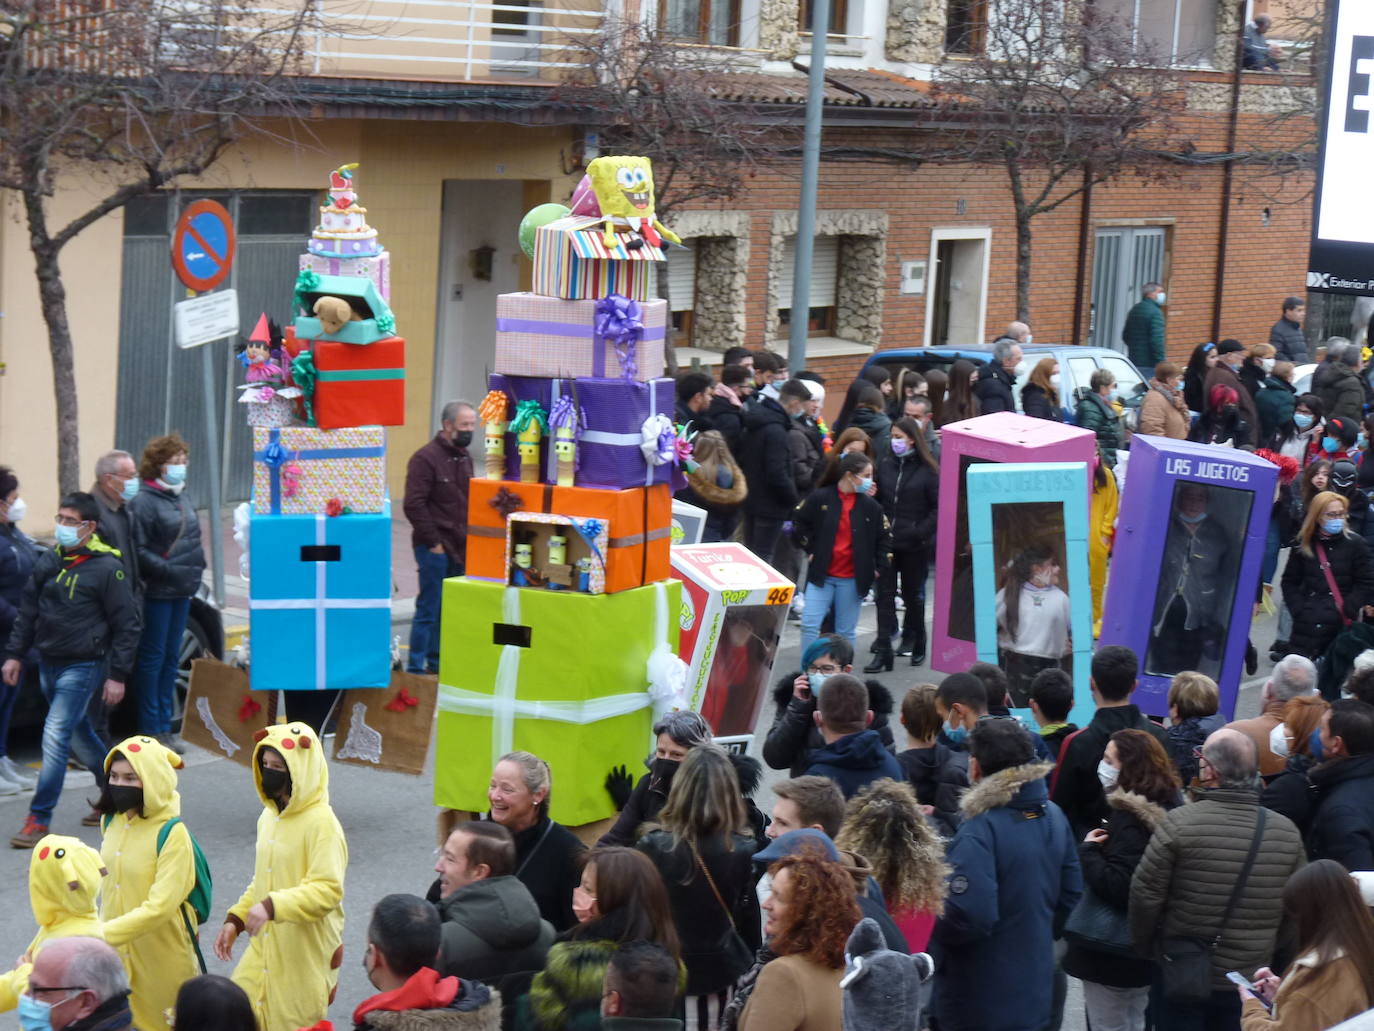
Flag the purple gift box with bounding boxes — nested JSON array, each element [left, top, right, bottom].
[[489, 374, 686, 492]]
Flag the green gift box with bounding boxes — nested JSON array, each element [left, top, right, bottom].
[[434, 576, 682, 826]]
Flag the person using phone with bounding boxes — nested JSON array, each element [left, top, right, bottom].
[[1237, 860, 1374, 1030]]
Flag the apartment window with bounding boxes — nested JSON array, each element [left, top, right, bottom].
[[777, 236, 839, 337], [662, 0, 740, 46], [667, 240, 698, 345], [945, 0, 986, 54], [1100, 0, 1218, 66], [799, 0, 848, 37]]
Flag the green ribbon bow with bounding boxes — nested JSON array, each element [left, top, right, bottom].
[[375, 311, 396, 336], [290, 349, 319, 427], [509, 399, 548, 436], [293, 269, 321, 315]]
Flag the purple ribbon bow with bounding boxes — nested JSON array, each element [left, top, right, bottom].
[[594, 293, 644, 381]]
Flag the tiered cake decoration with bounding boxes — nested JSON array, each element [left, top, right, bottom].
[[300, 162, 391, 300]]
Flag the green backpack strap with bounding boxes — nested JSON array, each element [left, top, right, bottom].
[[156, 818, 207, 975]]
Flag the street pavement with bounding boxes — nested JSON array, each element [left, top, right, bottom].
[[0, 583, 1279, 1028]]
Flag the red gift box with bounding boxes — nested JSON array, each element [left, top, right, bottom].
[[303, 335, 406, 430]]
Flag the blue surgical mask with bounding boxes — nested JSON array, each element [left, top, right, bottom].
[[163, 464, 187, 485], [1310, 728, 1326, 762], [944, 716, 969, 745], [1294, 413, 1315, 430], [1359, 434, 1369, 451], [808, 672, 829, 696], [1323, 517, 1345, 536], [1323, 437, 1341, 454], [54, 524, 81, 550], [857, 477, 874, 494], [1177, 511, 1207, 525], [18, 993, 64, 1031], [120, 476, 140, 502]]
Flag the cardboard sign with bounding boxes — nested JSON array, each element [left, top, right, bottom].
[[183, 659, 270, 767], [333, 672, 438, 776]]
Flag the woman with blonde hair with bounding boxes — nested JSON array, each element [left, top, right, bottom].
[[834, 779, 947, 952], [637, 745, 760, 1030], [1164, 671, 1226, 785], [681, 430, 747, 543], [1281, 491, 1374, 667], [1020, 358, 1063, 422]]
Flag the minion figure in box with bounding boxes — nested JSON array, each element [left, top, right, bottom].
[[575, 156, 682, 250]]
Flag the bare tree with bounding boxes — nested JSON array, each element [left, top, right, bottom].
[[923, 0, 1180, 322], [0, 0, 312, 492]]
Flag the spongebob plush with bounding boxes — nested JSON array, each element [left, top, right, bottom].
[[574, 156, 682, 250]]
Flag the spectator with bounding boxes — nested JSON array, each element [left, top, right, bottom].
[[88, 450, 141, 594], [975, 338, 1022, 416], [1243, 12, 1281, 71], [213, 726, 346, 1031], [1028, 667, 1079, 761], [601, 711, 712, 847], [1123, 283, 1167, 370], [722, 347, 754, 371], [1241, 342, 1276, 399], [931, 719, 1081, 1031], [5, 492, 138, 848], [1004, 320, 1033, 344], [1052, 646, 1170, 837], [1261, 694, 1331, 830], [800, 674, 905, 799], [1165, 672, 1227, 786], [707, 365, 751, 456], [1316, 342, 1366, 425], [903, 395, 942, 459], [678, 431, 746, 544], [835, 779, 948, 953], [432, 821, 554, 983], [0, 465, 37, 794], [676, 373, 715, 432], [1021, 358, 1063, 421], [1136, 362, 1190, 440], [1322, 415, 1361, 463], [1130, 729, 1307, 1030], [1191, 383, 1254, 449], [517, 848, 683, 1031], [403, 399, 475, 676], [1183, 341, 1219, 416], [637, 746, 761, 1025], [871, 417, 938, 670], [1257, 361, 1300, 445], [1075, 369, 1126, 467], [601, 940, 684, 1031], [766, 779, 845, 843], [1275, 393, 1324, 465], [1204, 339, 1261, 449], [1331, 459, 1372, 540], [762, 636, 895, 779], [1304, 699, 1374, 870], [792, 452, 889, 653], [172, 976, 258, 1031], [834, 381, 891, 458], [739, 379, 810, 565], [1238, 861, 1374, 1030], [938, 359, 980, 427], [1346, 657, 1374, 704], [96, 736, 200, 1031], [934, 667, 987, 744], [483, 751, 585, 932], [888, 368, 927, 420], [749, 351, 782, 404], [1063, 729, 1182, 1031], [128, 434, 204, 751], [812, 427, 873, 488], [1226, 654, 1319, 779], [355, 894, 496, 1030], [789, 383, 826, 492], [22, 937, 132, 1031], [737, 852, 861, 1031], [1281, 491, 1374, 670], [896, 683, 962, 831]]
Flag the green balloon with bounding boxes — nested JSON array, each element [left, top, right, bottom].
[[519, 203, 572, 259]]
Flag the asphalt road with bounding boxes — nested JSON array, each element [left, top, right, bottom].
[[0, 589, 1279, 1028]]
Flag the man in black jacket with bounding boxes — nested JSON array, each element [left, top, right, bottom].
[[1306, 699, 1374, 870], [89, 449, 141, 589], [1269, 296, 1308, 363], [674, 372, 714, 432], [739, 378, 810, 564], [4, 493, 140, 847], [1051, 645, 1169, 837], [974, 338, 1021, 415]]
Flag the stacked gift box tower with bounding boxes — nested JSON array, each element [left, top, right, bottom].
[[241, 164, 403, 695], [434, 156, 693, 827]]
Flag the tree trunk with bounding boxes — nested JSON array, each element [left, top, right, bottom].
[[22, 189, 82, 495], [1015, 212, 1033, 324]]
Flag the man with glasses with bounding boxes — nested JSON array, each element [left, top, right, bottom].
[[3, 493, 139, 848], [88, 451, 141, 590], [22, 936, 132, 1031]]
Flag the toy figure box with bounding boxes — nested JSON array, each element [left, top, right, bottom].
[[671, 543, 790, 747], [505, 511, 613, 594], [434, 577, 681, 825], [671, 499, 708, 546], [467, 479, 671, 594], [1100, 437, 1277, 719], [967, 463, 1095, 728], [293, 272, 396, 345], [248, 505, 393, 692], [933, 413, 1096, 673], [487, 373, 681, 491], [495, 293, 668, 382], [532, 216, 661, 301], [252, 425, 386, 515]]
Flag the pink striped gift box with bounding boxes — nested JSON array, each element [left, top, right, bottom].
[[299, 252, 391, 302], [494, 292, 667, 381], [532, 216, 661, 301]]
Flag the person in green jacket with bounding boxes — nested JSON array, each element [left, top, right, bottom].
[[1122, 283, 1167, 370], [1255, 361, 1299, 448], [1074, 369, 1126, 467]]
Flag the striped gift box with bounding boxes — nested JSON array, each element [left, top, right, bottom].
[[494, 293, 667, 381], [300, 251, 391, 302], [532, 216, 662, 301]]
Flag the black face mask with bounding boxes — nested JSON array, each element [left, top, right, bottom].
[[109, 786, 143, 813], [649, 757, 680, 793], [452, 430, 474, 449], [260, 767, 290, 798]]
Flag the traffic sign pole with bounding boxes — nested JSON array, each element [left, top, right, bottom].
[[201, 311, 226, 608]]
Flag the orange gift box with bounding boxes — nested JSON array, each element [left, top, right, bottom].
[[467, 479, 670, 594]]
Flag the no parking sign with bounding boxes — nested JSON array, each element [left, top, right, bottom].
[[171, 199, 235, 292]]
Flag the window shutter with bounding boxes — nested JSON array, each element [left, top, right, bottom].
[[666, 240, 696, 313], [778, 236, 839, 309]]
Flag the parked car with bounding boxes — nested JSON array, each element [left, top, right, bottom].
[[864, 345, 1148, 425]]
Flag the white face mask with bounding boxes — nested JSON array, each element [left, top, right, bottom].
[[1049, 374, 1061, 389], [1261, 358, 1276, 373], [1155, 291, 1167, 305], [1269, 723, 1291, 760], [5, 497, 25, 525], [1097, 759, 1120, 790], [1025, 334, 1034, 345]]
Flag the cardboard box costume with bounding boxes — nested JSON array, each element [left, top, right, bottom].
[[494, 292, 667, 382], [252, 425, 386, 515]]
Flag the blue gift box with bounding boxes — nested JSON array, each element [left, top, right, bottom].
[[248, 503, 393, 691]]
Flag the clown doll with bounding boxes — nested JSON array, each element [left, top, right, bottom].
[[548, 395, 584, 488], [478, 390, 509, 480], [510, 400, 548, 485]]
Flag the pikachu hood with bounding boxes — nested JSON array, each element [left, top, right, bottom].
[[104, 734, 183, 822], [29, 834, 104, 933], [251, 722, 330, 813]]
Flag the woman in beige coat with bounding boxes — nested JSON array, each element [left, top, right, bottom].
[[1137, 361, 1190, 439]]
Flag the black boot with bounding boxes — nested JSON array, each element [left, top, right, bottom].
[[908, 603, 927, 666], [864, 641, 895, 674], [894, 629, 917, 657]]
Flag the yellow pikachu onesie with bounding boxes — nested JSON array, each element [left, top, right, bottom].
[[227, 723, 347, 1031], [0, 834, 105, 1011], [100, 736, 200, 1031]]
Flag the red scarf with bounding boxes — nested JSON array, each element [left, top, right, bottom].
[[352, 968, 459, 1025]]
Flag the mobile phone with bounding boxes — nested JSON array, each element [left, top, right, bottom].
[[1226, 972, 1272, 1011]]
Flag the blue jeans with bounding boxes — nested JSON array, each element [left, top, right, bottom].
[[800, 576, 861, 654], [409, 546, 463, 673], [133, 596, 191, 735], [30, 660, 108, 824]]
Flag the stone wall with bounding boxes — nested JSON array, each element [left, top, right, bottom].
[[765, 209, 890, 343], [673, 210, 751, 352], [886, 0, 946, 64], [757, 0, 801, 60]]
